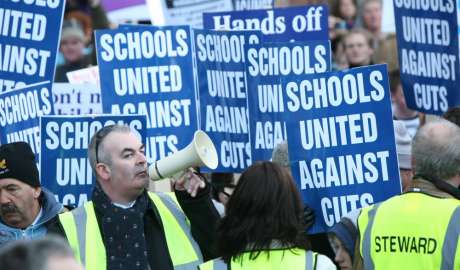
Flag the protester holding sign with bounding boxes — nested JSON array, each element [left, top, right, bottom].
[[355, 119, 460, 269], [0, 142, 64, 247], [359, 0, 383, 44], [343, 28, 374, 68], [48, 124, 220, 270], [389, 69, 421, 138], [55, 20, 93, 82], [199, 161, 336, 270]]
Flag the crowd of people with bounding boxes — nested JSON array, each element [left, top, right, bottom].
[[1, 114, 459, 269], [54, 0, 417, 134], [2, 0, 460, 269]]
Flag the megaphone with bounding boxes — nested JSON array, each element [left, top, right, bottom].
[[149, 130, 218, 180]]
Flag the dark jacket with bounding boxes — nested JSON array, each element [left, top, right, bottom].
[[54, 54, 92, 82], [47, 183, 220, 269]]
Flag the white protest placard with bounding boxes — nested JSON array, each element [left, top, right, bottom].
[[146, 0, 233, 28], [52, 83, 102, 115], [381, 0, 395, 33], [233, 0, 273, 10], [203, 5, 329, 42], [66, 66, 100, 87]]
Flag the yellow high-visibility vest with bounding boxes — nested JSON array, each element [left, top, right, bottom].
[[59, 192, 203, 270], [199, 248, 318, 270], [358, 192, 460, 269]]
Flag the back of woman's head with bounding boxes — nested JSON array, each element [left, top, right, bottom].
[[218, 161, 309, 261]]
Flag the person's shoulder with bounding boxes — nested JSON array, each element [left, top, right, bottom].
[[315, 253, 337, 270], [45, 214, 66, 238]]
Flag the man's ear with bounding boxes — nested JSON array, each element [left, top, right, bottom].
[[96, 163, 111, 182], [33, 187, 41, 199]]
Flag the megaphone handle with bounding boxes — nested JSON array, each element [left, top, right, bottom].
[[154, 161, 165, 179]]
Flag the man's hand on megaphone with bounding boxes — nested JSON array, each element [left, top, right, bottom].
[[173, 168, 206, 197]]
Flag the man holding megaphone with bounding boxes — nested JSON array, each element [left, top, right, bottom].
[[48, 124, 221, 270]]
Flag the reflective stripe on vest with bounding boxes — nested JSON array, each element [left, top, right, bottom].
[[149, 192, 203, 269], [198, 258, 226, 270], [59, 192, 203, 270], [359, 193, 460, 270], [361, 202, 382, 270], [59, 202, 106, 270], [441, 206, 460, 270], [199, 249, 316, 270]]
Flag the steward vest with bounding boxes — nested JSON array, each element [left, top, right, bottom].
[[59, 192, 203, 270], [199, 248, 318, 270], [358, 192, 460, 269]]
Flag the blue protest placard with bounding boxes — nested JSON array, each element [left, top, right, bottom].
[[246, 41, 331, 163], [95, 25, 199, 163], [233, 0, 273, 10], [394, 1, 460, 115], [203, 5, 329, 42], [0, 81, 54, 158], [195, 29, 261, 172], [40, 115, 147, 207], [281, 64, 401, 233], [0, 0, 65, 93]]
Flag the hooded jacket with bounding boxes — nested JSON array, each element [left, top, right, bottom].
[[0, 188, 63, 246]]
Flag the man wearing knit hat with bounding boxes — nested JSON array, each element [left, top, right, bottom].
[[0, 142, 63, 246]]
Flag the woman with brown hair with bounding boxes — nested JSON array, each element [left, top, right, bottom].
[[199, 161, 336, 270]]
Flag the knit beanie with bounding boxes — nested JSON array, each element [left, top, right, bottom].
[[271, 141, 290, 167], [0, 142, 40, 187], [393, 120, 412, 170], [60, 20, 85, 42]]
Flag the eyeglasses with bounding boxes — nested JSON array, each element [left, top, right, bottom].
[[93, 125, 117, 164]]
